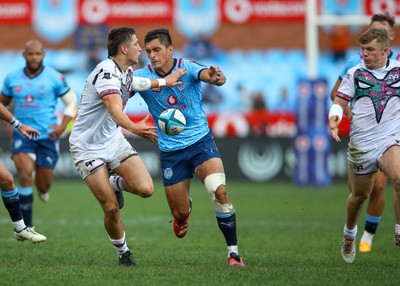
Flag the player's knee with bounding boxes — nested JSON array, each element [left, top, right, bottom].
[[204, 173, 226, 200], [104, 203, 120, 221], [0, 172, 15, 190], [132, 183, 154, 198]]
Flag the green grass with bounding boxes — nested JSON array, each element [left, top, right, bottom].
[[1, 179, 400, 285]]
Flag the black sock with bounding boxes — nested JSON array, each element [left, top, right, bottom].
[[216, 211, 237, 246], [19, 194, 33, 227], [1, 189, 23, 222]]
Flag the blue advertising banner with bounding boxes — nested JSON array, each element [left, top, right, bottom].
[[294, 79, 331, 186]]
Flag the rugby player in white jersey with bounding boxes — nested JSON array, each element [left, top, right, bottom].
[[69, 27, 185, 267], [329, 28, 400, 263], [329, 12, 400, 253]]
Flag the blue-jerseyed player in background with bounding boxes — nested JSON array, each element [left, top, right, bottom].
[[110, 29, 245, 267], [329, 12, 400, 253], [0, 39, 78, 229]]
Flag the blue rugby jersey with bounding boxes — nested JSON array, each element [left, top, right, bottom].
[[2, 65, 70, 140], [133, 58, 209, 152]]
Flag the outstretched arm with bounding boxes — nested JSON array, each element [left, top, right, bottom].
[[130, 69, 187, 91], [199, 65, 226, 86], [0, 103, 39, 140]]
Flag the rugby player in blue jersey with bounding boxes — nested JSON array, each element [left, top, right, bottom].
[[0, 40, 78, 229], [329, 12, 400, 253], [111, 29, 245, 267], [0, 101, 46, 243]]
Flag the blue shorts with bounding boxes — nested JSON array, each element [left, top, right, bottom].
[[160, 131, 221, 186], [12, 131, 60, 169]]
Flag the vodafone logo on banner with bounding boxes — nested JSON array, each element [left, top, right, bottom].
[[365, 0, 400, 15], [222, 0, 305, 23], [79, 0, 172, 24], [81, 0, 109, 24]]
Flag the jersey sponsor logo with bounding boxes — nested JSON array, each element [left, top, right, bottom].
[[85, 159, 96, 167], [103, 72, 112, 79], [14, 86, 22, 92], [25, 94, 34, 103], [353, 164, 364, 172], [167, 95, 178, 106]]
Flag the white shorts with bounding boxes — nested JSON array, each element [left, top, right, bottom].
[[347, 135, 400, 176], [70, 138, 138, 179]]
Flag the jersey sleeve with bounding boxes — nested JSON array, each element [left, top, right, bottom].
[[1, 74, 13, 97], [183, 59, 208, 80], [337, 69, 355, 101], [94, 67, 121, 98]]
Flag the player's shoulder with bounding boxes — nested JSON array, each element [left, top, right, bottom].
[[133, 64, 156, 77]]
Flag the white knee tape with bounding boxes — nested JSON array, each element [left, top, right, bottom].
[[214, 201, 234, 213], [204, 173, 226, 200]]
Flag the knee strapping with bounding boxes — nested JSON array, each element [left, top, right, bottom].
[[204, 173, 233, 213]]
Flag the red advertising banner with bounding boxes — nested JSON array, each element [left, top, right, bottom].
[[220, 0, 306, 23], [0, 0, 31, 24], [78, 0, 173, 25], [364, 0, 400, 15]]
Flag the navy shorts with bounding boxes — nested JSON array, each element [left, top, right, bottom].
[[12, 131, 59, 169], [160, 131, 220, 186]]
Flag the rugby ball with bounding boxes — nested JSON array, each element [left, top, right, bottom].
[[158, 108, 186, 136]]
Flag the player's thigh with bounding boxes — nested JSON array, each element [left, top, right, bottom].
[[85, 166, 117, 209], [113, 155, 153, 195], [195, 157, 224, 182], [13, 153, 35, 174], [379, 146, 400, 187], [372, 169, 388, 193]]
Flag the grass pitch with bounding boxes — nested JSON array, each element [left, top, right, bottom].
[[1, 179, 399, 286]]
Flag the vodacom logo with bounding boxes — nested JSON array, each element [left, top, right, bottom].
[[81, 0, 109, 24], [224, 0, 252, 24], [370, 0, 396, 13]]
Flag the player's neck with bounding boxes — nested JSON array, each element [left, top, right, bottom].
[[24, 65, 43, 78]]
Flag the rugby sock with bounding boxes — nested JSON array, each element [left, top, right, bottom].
[[344, 224, 358, 240], [18, 186, 33, 227], [110, 232, 129, 256], [216, 210, 238, 253], [395, 224, 400, 236], [109, 175, 124, 192], [361, 214, 381, 243], [1, 188, 24, 223]]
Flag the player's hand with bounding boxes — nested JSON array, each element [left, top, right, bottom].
[[48, 124, 65, 140], [208, 66, 226, 86], [329, 115, 341, 142], [165, 69, 186, 87], [133, 115, 158, 142], [18, 124, 40, 140]]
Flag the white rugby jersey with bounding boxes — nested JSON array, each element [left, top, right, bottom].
[[337, 60, 400, 149], [69, 58, 132, 151]]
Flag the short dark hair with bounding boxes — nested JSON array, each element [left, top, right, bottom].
[[144, 29, 172, 47], [371, 12, 396, 29], [359, 28, 389, 46], [107, 27, 135, 57]]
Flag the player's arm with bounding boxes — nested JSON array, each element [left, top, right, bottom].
[[130, 69, 186, 91], [0, 102, 39, 140], [48, 89, 78, 140], [328, 97, 348, 143], [199, 65, 226, 86], [102, 93, 157, 142], [330, 77, 352, 121], [0, 93, 12, 107]]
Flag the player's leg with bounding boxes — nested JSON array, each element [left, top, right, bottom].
[[196, 157, 244, 267], [0, 163, 46, 243], [378, 146, 400, 247], [83, 164, 135, 267], [13, 152, 35, 227], [34, 139, 60, 202], [112, 155, 153, 198], [359, 170, 387, 252], [165, 179, 192, 238], [342, 167, 374, 263]]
